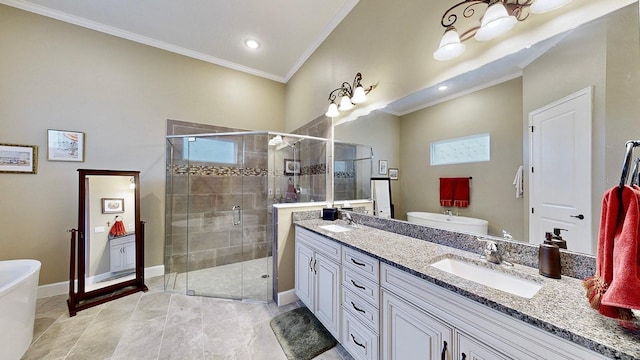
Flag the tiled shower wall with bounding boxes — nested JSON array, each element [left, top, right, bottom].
[[165, 120, 271, 274], [165, 119, 329, 275]]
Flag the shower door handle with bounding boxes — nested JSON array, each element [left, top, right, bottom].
[[232, 205, 241, 226]]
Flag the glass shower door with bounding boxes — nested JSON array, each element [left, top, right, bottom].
[[183, 133, 270, 301]]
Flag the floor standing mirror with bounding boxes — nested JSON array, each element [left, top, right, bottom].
[[68, 169, 147, 316]]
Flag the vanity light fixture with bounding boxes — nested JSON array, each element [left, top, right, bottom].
[[325, 72, 375, 118], [433, 0, 572, 61]]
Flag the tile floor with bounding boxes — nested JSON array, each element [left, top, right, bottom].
[[23, 276, 351, 360]]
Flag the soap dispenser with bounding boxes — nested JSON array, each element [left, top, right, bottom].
[[539, 233, 561, 279], [551, 228, 568, 249]]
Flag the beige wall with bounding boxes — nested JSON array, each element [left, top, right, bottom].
[[0, 5, 285, 285], [400, 78, 524, 238], [285, 0, 633, 131]]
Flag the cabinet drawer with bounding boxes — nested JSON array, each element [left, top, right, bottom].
[[343, 268, 379, 307], [295, 226, 341, 262], [381, 263, 433, 309], [342, 287, 380, 332], [343, 247, 379, 282], [342, 310, 379, 360]]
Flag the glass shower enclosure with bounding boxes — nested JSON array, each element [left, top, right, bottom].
[[164, 131, 327, 302]]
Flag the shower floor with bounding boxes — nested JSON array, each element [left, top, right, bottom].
[[165, 257, 273, 301]]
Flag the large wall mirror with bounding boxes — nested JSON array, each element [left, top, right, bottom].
[[334, 2, 640, 256], [68, 169, 147, 315]]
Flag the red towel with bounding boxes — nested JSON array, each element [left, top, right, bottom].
[[440, 177, 470, 208], [583, 185, 640, 322]]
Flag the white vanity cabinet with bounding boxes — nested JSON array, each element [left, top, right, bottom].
[[380, 263, 608, 360], [109, 234, 136, 273], [294, 227, 342, 339], [381, 289, 455, 360], [341, 248, 380, 360]]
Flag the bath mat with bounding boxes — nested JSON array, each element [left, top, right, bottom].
[[269, 307, 337, 360]]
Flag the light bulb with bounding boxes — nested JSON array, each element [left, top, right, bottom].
[[351, 86, 367, 104], [338, 95, 354, 111], [474, 2, 517, 41], [325, 103, 339, 117], [433, 27, 466, 61]]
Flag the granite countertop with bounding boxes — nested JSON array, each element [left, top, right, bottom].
[[294, 219, 640, 360]]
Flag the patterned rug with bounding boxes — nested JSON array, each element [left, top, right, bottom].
[[269, 307, 337, 360]]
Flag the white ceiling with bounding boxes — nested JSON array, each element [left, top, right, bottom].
[[1, 0, 359, 83]]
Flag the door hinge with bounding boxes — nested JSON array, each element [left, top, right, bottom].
[[531, 207, 535, 214], [531, 167, 534, 173], [529, 125, 535, 132]]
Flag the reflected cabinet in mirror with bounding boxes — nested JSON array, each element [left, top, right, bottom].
[[334, 3, 640, 256], [68, 169, 147, 316]]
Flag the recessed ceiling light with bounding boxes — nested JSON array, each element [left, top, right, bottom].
[[245, 39, 260, 49], [438, 85, 448, 91]]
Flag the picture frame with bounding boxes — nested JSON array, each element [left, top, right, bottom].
[[378, 160, 388, 175], [389, 168, 399, 180], [47, 129, 85, 162], [284, 159, 301, 175], [0, 143, 38, 174], [101, 198, 125, 214]]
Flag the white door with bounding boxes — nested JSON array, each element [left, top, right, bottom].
[[529, 87, 592, 254]]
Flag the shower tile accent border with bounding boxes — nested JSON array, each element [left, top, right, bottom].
[[291, 210, 596, 280]]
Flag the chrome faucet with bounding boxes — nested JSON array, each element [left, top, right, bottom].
[[502, 230, 513, 240], [444, 209, 453, 216], [478, 238, 502, 264], [342, 212, 356, 226]]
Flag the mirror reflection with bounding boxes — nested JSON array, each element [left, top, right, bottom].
[[334, 3, 640, 256], [85, 175, 137, 291]]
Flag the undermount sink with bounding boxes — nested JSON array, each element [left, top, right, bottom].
[[319, 224, 353, 233], [430, 258, 543, 299]]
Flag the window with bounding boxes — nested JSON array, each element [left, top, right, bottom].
[[184, 137, 237, 164], [430, 133, 490, 166]]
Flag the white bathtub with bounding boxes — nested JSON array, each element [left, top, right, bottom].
[[407, 212, 488, 235], [0, 259, 41, 360]]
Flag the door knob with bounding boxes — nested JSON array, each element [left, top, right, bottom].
[[570, 214, 585, 220]]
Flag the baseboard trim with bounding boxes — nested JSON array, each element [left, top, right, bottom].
[[277, 288, 299, 306], [37, 265, 165, 299]]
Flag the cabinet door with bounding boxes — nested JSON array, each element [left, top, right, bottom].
[[457, 332, 510, 360], [382, 290, 454, 360], [315, 252, 341, 339], [295, 241, 314, 307], [110, 244, 124, 273], [123, 240, 136, 270]]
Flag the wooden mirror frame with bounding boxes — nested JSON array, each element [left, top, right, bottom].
[[67, 169, 148, 316]]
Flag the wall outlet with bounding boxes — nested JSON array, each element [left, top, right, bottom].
[[95, 226, 105, 233], [128, 223, 134, 230]]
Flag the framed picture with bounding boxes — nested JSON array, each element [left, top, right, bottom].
[[284, 159, 301, 175], [47, 129, 84, 162], [0, 143, 38, 174], [378, 160, 388, 175], [102, 198, 125, 214], [389, 168, 399, 180]]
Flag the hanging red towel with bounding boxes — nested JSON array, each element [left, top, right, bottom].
[[440, 177, 470, 208], [583, 185, 640, 322]]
